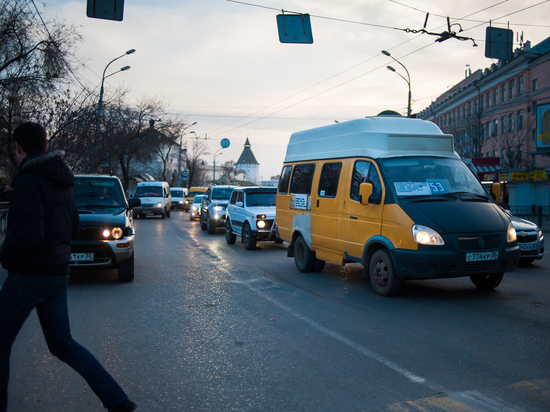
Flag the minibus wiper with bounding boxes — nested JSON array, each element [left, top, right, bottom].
[[453, 192, 490, 202], [406, 195, 453, 203]]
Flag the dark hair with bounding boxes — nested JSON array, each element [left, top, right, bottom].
[[13, 122, 48, 154]]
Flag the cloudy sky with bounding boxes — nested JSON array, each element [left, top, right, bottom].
[[43, 0, 550, 180]]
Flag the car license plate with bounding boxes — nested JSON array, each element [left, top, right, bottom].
[[519, 243, 535, 251], [465, 251, 498, 262], [71, 253, 94, 262]]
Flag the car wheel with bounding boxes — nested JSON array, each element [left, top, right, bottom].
[[166, 208, 171, 218], [225, 220, 237, 244], [200, 212, 207, 231], [207, 217, 217, 234], [117, 252, 135, 282], [369, 249, 402, 297], [470, 272, 504, 290], [161, 209, 166, 219], [242, 223, 257, 250], [294, 235, 315, 272]]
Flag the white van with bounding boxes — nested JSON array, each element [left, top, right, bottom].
[[132, 181, 172, 218]]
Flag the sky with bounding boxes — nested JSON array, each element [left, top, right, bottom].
[[42, 0, 550, 180]]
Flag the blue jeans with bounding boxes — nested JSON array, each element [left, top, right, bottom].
[[0, 273, 128, 411]]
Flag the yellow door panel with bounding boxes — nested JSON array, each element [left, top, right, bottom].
[[382, 204, 418, 250]]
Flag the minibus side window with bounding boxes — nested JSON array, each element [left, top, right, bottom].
[[350, 161, 382, 204], [318, 162, 342, 198], [278, 165, 293, 194], [290, 163, 316, 195]]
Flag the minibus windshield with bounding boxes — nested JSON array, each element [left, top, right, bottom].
[[381, 157, 488, 200]]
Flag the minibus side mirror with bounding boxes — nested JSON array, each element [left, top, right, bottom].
[[491, 182, 501, 203], [359, 183, 373, 206]]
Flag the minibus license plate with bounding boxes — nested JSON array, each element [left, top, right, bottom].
[[465, 251, 498, 262], [71, 253, 94, 262]]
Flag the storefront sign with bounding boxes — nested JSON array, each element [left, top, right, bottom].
[[529, 171, 548, 181]]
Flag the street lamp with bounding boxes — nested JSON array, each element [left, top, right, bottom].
[[381, 50, 411, 117], [212, 148, 223, 185], [96, 48, 136, 137], [178, 122, 197, 187]]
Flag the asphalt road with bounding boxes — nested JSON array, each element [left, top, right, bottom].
[[3, 211, 550, 411]]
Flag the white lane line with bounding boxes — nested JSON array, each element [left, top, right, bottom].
[[215, 264, 426, 385]]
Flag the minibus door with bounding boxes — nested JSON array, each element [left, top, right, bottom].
[[343, 161, 384, 261]]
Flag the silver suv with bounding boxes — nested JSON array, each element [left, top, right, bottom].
[[225, 186, 281, 249], [200, 185, 235, 234]]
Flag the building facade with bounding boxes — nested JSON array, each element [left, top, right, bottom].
[[418, 37, 550, 216]]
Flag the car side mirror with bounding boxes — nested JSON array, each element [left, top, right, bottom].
[[359, 183, 373, 206], [236, 201, 244, 208], [129, 198, 141, 209]]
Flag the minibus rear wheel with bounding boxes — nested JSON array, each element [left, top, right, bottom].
[[294, 235, 316, 272], [369, 249, 402, 297], [469, 272, 503, 290]]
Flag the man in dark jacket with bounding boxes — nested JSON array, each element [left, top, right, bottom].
[[0, 122, 137, 412]]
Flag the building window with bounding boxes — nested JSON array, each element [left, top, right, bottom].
[[501, 116, 506, 134], [474, 100, 477, 115], [457, 108, 460, 122], [501, 83, 506, 102], [532, 101, 537, 114], [486, 93, 491, 108], [493, 88, 498, 105], [517, 110, 523, 130], [531, 128, 536, 141], [532, 79, 538, 91], [517, 75, 524, 95], [508, 113, 513, 131], [468, 102, 471, 117], [492, 120, 498, 136], [479, 96, 484, 112], [509, 79, 514, 99], [453, 110, 456, 123]]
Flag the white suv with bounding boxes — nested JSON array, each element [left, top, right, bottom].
[[225, 187, 281, 249]]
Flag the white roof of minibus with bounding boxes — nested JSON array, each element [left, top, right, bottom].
[[284, 117, 459, 163]]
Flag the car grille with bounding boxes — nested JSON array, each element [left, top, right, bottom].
[[141, 203, 154, 207], [517, 234, 537, 243], [262, 219, 274, 230], [70, 243, 113, 264], [75, 228, 104, 240]]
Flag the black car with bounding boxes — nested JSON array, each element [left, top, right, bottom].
[[200, 185, 235, 234], [70, 175, 140, 281]]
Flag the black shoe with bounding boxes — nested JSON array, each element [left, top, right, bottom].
[[110, 399, 137, 412]]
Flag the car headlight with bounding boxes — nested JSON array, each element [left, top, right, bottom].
[[412, 224, 444, 245], [102, 227, 123, 239], [191, 205, 198, 211], [185, 200, 190, 204], [155, 202, 162, 208], [257, 220, 266, 229], [213, 205, 225, 211], [178, 200, 184, 204], [507, 222, 517, 243], [538, 229, 544, 241]]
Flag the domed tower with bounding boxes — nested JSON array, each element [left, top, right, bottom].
[[235, 138, 259, 184]]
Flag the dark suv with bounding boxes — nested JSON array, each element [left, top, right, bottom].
[[200, 185, 235, 234], [70, 175, 140, 281]]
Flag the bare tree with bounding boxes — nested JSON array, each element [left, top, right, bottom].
[[184, 139, 208, 188], [220, 160, 237, 182]]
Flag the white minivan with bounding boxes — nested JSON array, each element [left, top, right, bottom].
[[132, 181, 172, 218]]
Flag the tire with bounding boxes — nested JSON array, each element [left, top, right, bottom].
[[166, 208, 171, 218], [161, 209, 166, 219], [369, 249, 402, 297], [470, 272, 504, 290], [200, 212, 207, 231], [225, 220, 237, 244], [207, 217, 216, 234], [275, 238, 284, 244], [314, 259, 326, 272], [242, 223, 257, 250], [294, 235, 315, 272], [117, 253, 135, 282]]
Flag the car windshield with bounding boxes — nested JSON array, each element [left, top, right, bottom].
[[188, 191, 204, 197], [381, 157, 488, 200], [74, 178, 124, 208], [246, 192, 277, 207], [211, 188, 233, 200], [193, 196, 204, 204], [134, 186, 162, 197], [170, 190, 184, 197]]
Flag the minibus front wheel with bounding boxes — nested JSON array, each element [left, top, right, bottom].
[[470, 272, 504, 290], [369, 249, 402, 297]]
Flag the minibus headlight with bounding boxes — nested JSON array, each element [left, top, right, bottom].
[[412, 225, 444, 246], [155, 202, 162, 208], [507, 222, 517, 243]]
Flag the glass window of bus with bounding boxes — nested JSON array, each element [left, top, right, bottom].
[[290, 163, 315, 195], [278, 165, 292, 194], [318, 162, 342, 198], [350, 161, 382, 204]]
